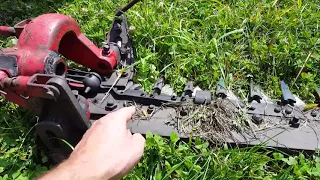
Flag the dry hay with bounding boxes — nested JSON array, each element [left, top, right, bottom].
[[131, 99, 258, 143], [173, 99, 255, 143]]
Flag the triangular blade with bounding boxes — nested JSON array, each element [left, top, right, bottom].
[[226, 90, 244, 108], [280, 80, 296, 105], [152, 78, 164, 94], [293, 95, 306, 111], [161, 84, 176, 96], [247, 75, 262, 102], [192, 86, 202, 97], [183, 81, 194, 97], [215, 77, 227, 98]]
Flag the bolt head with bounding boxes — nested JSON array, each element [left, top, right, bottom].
[[252, 115, 263, 125], [289, 117, 300, 128], [274, 107, 281, 113], [180, 111, 188, 116], [114, 23, 122, 31], [292, 116, 299, 123], [121, 72, 128, 77], [311, 110, 318, 117], [105, 101, 117, 111], [147, 105, 155, 114], [102, 44, 110, 55], [106, 100, 114, 107], [285, 107, 292, 114], [248, 106, 256, 111]]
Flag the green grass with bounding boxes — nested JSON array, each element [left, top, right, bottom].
[[1, 0, 320, 179]]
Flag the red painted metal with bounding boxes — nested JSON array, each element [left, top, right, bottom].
[[0, 70, 8, 82], [0, 26, 15, 37], [2, 14, 117, 75], [2, 76, 30, 93], [0, 71, 29, 109], [0, 13, 118, 111]]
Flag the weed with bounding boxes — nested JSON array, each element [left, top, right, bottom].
[[126, 132, 320, 180]]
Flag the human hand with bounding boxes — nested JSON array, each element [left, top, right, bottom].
[[39, 106, 145, 180]]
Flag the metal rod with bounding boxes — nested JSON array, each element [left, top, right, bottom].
[[115, 0, 141, 16]]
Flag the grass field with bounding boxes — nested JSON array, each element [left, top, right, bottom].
[[1, 0, 320, 179]]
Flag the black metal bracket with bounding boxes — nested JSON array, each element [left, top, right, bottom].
[[29, 75, 91, 161]]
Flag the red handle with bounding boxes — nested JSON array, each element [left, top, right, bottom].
[[0, 26, 15, 37]]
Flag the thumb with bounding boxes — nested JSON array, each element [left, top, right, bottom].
[[100, 106, 136, 125], [131, 133, 145, 160], [123, 133, 145, 172], [112, 133, 145, 180]]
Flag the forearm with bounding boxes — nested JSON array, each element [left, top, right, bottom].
[[37, 160, 100, 180], [37, 161, 76, 180], [37, 158, 113, 180]]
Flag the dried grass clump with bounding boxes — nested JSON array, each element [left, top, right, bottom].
[[174, 100, 253, 142]]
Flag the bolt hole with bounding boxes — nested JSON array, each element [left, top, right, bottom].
[[55, 62, 66, 76]]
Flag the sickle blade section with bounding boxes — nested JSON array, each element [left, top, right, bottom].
[[215, 77, 227, 99], [248, 75, 263, 103], [280, 81, 296, 105]]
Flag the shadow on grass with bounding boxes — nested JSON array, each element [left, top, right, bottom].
[[0, 0, 71, 25]]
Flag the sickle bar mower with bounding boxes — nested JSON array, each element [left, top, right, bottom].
[[0, 0, 320, 162]]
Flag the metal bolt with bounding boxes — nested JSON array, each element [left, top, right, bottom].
[[274, 107, 281, 113], [72, 90, 79, 97], [292, 116, 299, 123], [171, 95, 177, 101], [248, 106, 255, 111], [140, 92, 145, 96], [102, 44, 110, 55], [107, 102, 113, 107], [180, 111, 187, 116], [147, 105, 155, 114], [311, 110, 318, 117], [289, 116, 300, 128], [92, 98, 98, 104], [121, 72, 128, 77], [105, 100, 117, 111], [252, 115, 263, 125], [114, 23, 122, 31], [285, 107, 292, 114], [181, 96, 186, 101]]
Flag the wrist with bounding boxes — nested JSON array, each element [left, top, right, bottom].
[[38, 159, 111, 180], [58, 159, 108, 180]]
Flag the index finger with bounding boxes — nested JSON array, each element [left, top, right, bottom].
[[100, 106, 136, 125]]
